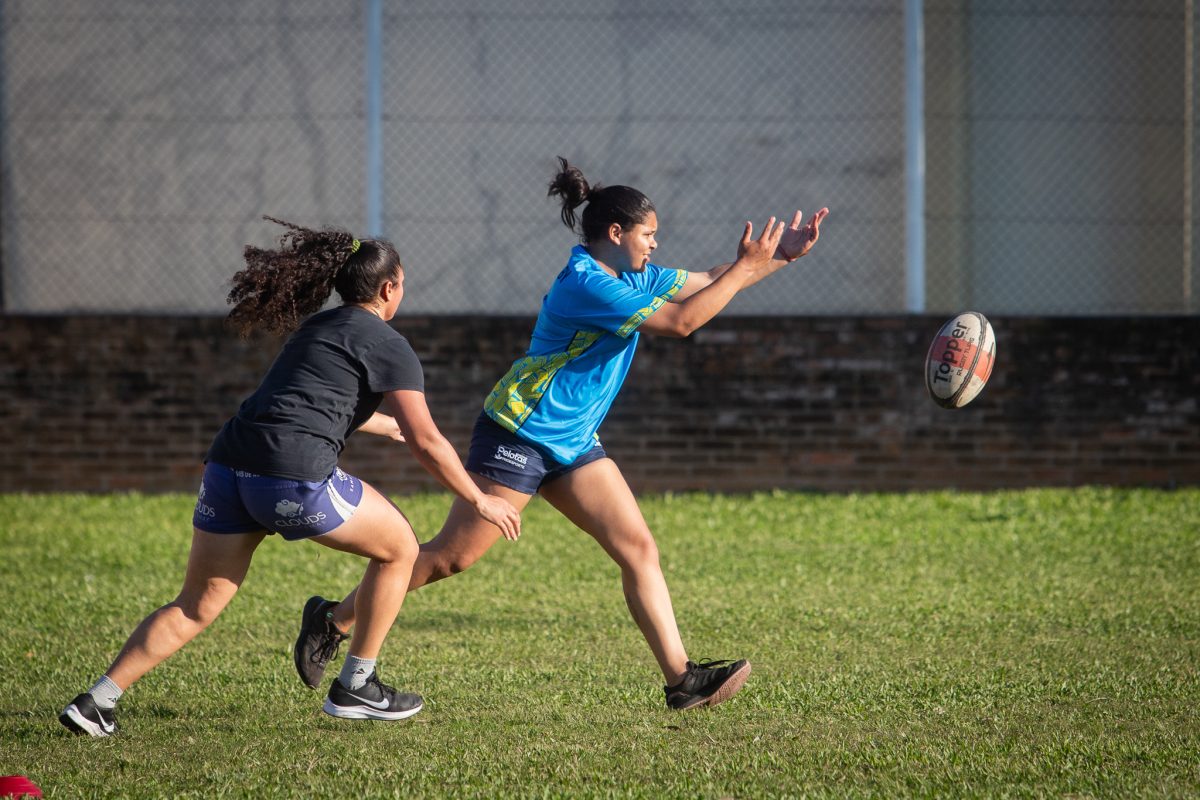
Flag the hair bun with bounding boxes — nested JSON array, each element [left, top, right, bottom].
[[548, 156, 592, 231]]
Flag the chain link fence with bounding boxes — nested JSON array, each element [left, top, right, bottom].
[[1, 0, 1196, 315], [925, 0, 1195, 315]]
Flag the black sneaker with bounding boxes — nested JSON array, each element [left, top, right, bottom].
[[323, 671, 423, 721], [294, 595, 350, 689], [664, 659, 752, 710], [59, 693, 118, 737]]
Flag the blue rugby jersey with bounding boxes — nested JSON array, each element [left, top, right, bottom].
[[484, 245, 687, 464]]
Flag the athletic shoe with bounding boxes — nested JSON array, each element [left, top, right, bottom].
[[294, 595, 350, 689], [59, 693, 118, 737], [323, 671, 423, 721], [664, 659, 752, 710]]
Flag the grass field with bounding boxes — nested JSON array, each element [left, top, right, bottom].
[[1, 488, 1198, 798]]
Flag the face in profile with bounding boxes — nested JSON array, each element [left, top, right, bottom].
[[613, 211, 659, 273]]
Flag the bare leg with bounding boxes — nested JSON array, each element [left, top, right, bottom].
[[328, 475, 531, 632], [311, 481, 419, 660], [105, 529, 266, 690], [538, 458, 690, 684]]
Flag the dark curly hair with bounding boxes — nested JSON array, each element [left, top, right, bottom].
[[226, 216, 402, 336], [547, 156, 655, 245]]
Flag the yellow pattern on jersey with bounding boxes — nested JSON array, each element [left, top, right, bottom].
[[615, 270, 687, 337], [484, 329, 604, 432]]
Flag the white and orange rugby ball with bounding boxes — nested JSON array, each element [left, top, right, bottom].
[[925, 311, 996, 409]]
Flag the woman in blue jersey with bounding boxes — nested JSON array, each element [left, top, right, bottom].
[[296, 161, 828, 710], [59, 218, 522, 736]]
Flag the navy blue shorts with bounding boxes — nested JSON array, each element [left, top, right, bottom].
[[192, 462, 364, 541], [466, 413, 608, 495]]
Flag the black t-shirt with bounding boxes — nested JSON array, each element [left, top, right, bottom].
[[206, 305, 424, 481]]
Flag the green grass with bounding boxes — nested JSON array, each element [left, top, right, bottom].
[[1, 488, 1198, 798]]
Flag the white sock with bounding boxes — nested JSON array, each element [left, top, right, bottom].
[[87, 675, 123, 710], [339, 655, 376, 691]]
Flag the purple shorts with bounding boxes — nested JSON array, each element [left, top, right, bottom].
[[192, 462, 364, 541]]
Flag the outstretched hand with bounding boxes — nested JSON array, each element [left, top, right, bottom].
[[777, 208, 829, 261], [736, 216, 787, 273]]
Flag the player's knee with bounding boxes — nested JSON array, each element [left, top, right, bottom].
[[426, 549, 476, 580], [174, 590, 230, 628], [378, 533, 418, 567], [621, 529, 660, 570], [445, 553, 477, 575]]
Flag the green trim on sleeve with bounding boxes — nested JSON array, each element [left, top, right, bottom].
[[614, 269, 688, 338]]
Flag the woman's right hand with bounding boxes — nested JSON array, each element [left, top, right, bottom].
[[475, 494, 523, 541], [735, 216, 787, 277]]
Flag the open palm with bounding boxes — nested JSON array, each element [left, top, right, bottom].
[[778, 208, 829, 261]]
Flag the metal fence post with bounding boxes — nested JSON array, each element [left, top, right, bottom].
[[906, 0, 925, 314], [1186, 0, 1195, 312], [366, 0, 384, 239]]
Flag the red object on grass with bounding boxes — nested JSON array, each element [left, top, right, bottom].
[[0, 776, 42, 798]]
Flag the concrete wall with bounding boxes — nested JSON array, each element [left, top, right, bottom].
[[1, 0, 901, 315], [0, 0, 366, 312], [378, 0, 903, 315], [925, 0, 1192, 314], [1, 2, 1193, 317], [3, 314, 1196, 495]]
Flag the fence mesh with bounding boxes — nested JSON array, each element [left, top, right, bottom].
[[1, 0, 1196, 315]]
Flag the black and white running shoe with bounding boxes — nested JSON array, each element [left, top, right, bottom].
[[664, 659, 752, 710], [294, 595, 350, 689], [323, 671, 423, 721], [59, 693, 118, 737]]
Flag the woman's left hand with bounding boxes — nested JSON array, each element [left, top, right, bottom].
[[777, 208, 829, 261], [359, 411, 407, 443]]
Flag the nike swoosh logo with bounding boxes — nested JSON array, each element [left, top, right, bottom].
[[100, 719, 115, 733], [342, 691, 390, 710]]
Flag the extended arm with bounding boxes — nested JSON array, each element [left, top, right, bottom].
[[669, 208, 829, 301], [639, 215, 791, 338], [383, 390, 522, 540]]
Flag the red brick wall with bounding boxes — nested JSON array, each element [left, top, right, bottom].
[[2, 314, 1196, 493]]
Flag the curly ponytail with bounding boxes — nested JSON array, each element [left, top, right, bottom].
[[226, 216, 401, 337], [547, 156, 655, 245]]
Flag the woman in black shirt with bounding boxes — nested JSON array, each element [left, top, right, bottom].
[[59, 218, 521, 736]]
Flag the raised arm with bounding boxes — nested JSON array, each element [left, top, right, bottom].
[[668, 208, 829, 303], [382, 390, 522, 540], [638, 214, 793, 338]]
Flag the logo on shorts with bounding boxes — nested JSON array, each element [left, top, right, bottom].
[[335, 467, 348, 481], [495, 444, 529, 469], [273, 499, 328, 529], [194, 482, 215, 518], [275, 500, 302, 518]]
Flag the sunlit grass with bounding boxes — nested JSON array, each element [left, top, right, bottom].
[[1, 488, 1197, 798]]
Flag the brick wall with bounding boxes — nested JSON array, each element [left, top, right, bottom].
[[2, 314, 1197, 494]]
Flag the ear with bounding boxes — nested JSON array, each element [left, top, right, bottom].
[[606, 222, 624, 246], [379, 278, 397, 302]]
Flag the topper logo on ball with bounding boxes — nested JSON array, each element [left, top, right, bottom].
[[931, 321, 975, 383], [924, 312, 996, 409]]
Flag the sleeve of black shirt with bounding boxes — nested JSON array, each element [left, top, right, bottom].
[[364, 335, 425, 393]]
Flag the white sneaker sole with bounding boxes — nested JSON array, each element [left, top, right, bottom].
[[322, 699, 423, 721], [61, 705, 114, 737]]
